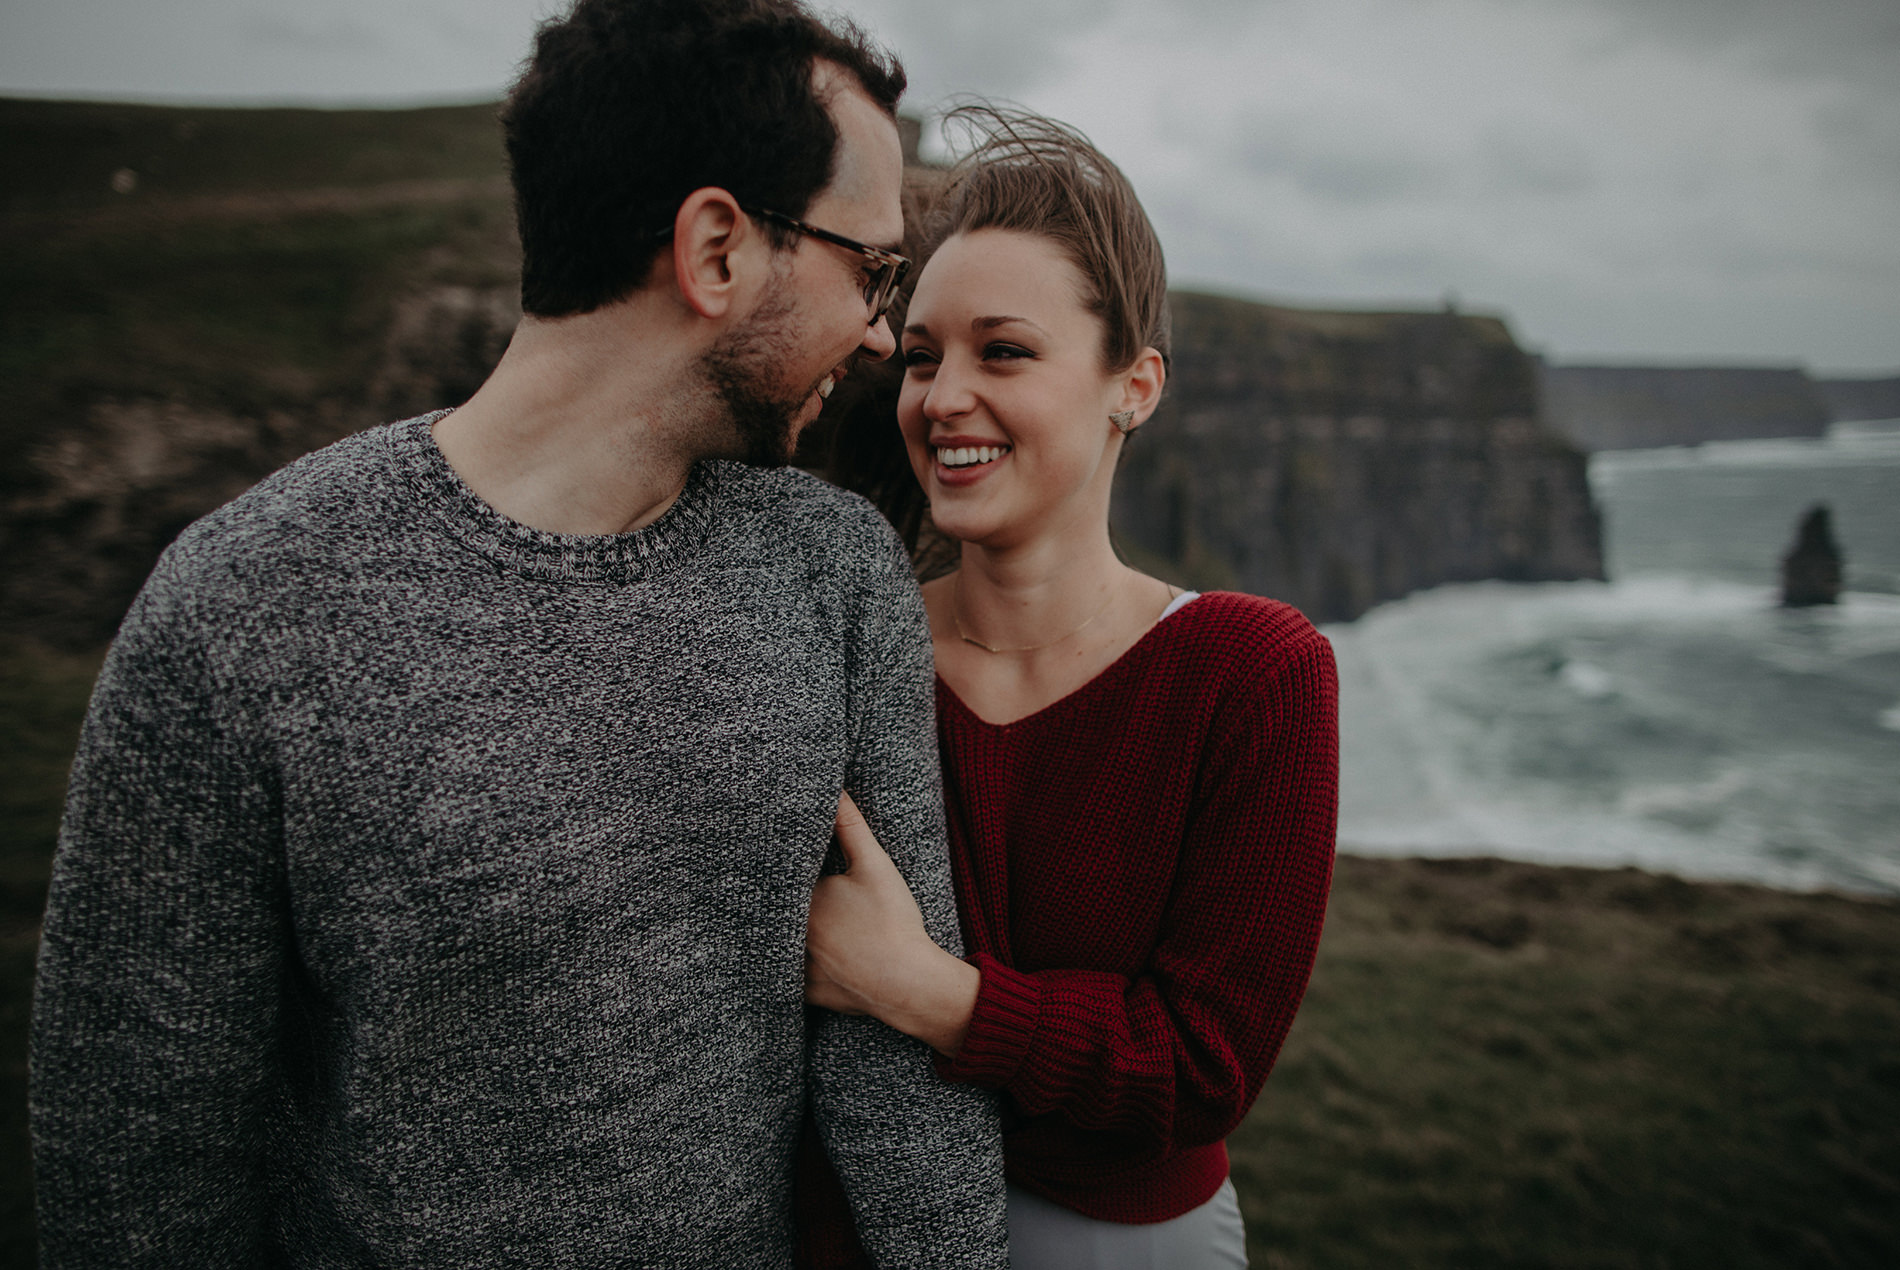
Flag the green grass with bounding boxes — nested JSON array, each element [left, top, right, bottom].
[[1, 198, 517, 489], [1, 95, 1893, 1268], [1237, 856, 1900, 1267], [0, 96, 519, 498], [0, 643, 98, 923], [0, 641, 101, 1265], [2, 653, 1897, 1265], [0, 98, 506, 212]]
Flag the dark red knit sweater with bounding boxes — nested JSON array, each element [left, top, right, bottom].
[[796, 591, 1338, 1260]]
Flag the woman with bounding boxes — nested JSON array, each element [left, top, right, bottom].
[[802, 109, 1339, 1269]]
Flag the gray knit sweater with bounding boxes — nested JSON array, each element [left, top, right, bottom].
[[30, 413, 1006, 1268]]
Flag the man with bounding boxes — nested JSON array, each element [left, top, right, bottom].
[[29, 1, 1006, 1265]]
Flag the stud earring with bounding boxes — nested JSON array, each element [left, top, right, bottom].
[[1110, 410, 1136, 434]]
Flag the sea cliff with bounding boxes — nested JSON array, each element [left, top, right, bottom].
[[1538, 363, 1831, 450], [1115, 293, 1603, 621], [2, 96, 1602, 644]]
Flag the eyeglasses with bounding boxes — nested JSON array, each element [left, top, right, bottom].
[[742, 205, 911, 322]]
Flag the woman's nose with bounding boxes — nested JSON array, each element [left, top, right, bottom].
[[922, 360, 976, 421]]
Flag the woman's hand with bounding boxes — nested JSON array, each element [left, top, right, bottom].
[[805, 791, 980, 1057], [805, 791, 926, 1015]]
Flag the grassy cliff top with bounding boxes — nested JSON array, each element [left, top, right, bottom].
[[1172, 287, 1522, 348], [3, 642, 1895, 1265], [0, 99, 519, 491], [0, 97, 507, 213]]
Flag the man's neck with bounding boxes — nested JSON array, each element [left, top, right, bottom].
[[433, 304, 715, 536]]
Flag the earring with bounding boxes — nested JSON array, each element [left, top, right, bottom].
[[1109, 410, 1136, 434]]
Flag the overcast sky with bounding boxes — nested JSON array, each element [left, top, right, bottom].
[[4, 0, 1896, 374]]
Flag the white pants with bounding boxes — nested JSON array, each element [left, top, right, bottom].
[[1007, 1178, 1249, 1270]]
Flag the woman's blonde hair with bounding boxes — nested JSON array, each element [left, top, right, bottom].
[[925, 104, 1171, 373]]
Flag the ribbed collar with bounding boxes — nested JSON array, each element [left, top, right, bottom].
[[389, 411, 721, 586]]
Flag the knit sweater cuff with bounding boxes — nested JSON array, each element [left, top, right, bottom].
[[937, 952, 1039, 1087]]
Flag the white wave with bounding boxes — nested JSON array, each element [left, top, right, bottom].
[[1829, 418, 1900, 439], [1336, 576, 1900, 642], [1591, 430, 1900, 474], [1325, 578, 1900, 895], [1619, 769, 1752, 818], [1338, 795, 1855, 894], [1558, 659, 1614, 699]]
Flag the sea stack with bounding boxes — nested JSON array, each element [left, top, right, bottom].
[[1780, 505, 1843, 607]]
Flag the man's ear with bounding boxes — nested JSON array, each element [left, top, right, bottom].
[[670, 188, 760, 320]]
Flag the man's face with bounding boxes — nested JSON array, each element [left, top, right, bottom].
[[701, 269, 808, 466], [699, 64, 905, 466]]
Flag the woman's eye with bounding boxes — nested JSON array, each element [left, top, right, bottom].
[[984, 343, 1034, 361], [902, 348, 938, 369]]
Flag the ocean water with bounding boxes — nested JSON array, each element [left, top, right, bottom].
[[1328, 422, 1900, 894]]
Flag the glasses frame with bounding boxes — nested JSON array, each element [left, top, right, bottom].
[[742, 205, 911, 322]]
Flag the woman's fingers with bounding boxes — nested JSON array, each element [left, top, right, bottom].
[[836, 789, 863, 824], [809, 790, 975, 1047], [833, 790, 894, 876]]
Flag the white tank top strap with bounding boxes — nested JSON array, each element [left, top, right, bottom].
[[1159, 589, 1202, 622]]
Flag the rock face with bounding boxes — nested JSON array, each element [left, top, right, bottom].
[[0, 96, 1606, 648], [9, 278, 1605, 645], [1, 95, 525, 649], [1781, 505, 1844, 607], [1111, 293, 1603, 622], [1538, 364, 1830, 451], [2, 284, 520, 648], [1816, 376, 1900, 424]]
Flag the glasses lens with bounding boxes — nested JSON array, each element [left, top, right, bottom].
[[864, 262, 893, 316], [867, 257, 909, 320]]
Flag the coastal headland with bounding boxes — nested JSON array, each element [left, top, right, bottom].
[[1117, 293, 1603, 620], [3, 98, 1896, 1265], [3, 638, 1895, 1264], [1, 95, 1603, 644]]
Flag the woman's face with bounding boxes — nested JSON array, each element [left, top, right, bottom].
[[897, 228, 1133, 551]]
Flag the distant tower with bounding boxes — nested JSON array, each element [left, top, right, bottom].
[[1780, 505, 1843, 607]]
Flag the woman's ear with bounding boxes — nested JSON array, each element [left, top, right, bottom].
[[670, 188, 759, 320], [1115, 347, 1167, 427]]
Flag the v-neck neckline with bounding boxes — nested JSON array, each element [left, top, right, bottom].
[[935, 593, 1203, 729]]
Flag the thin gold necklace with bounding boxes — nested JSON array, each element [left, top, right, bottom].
[[952, 572, 1117, 655]]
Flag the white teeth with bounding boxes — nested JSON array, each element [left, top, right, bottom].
[[936, 445, 1008, 468], [816, 377, 835, 399]]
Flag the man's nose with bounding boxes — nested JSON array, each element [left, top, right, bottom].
[[859, 312, 897, 362]]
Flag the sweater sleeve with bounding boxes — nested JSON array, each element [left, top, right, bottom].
[[806, 527, 1007, 1270], [30, 551, 289, 1267], [938, 627, 1339, 1155]]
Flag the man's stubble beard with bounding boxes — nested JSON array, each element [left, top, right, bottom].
[[699, 275, 825, 468]]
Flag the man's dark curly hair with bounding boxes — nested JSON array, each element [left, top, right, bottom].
[[502, 0, 906, 317]]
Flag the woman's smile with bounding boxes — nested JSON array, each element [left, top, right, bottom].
[[898, 229, 1133, 538], [931, 438, 1014, 485], [936, 443, 1010, 469]]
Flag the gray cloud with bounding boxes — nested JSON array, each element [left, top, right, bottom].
[[1, 0, 1892, 369], [1477, 124, 1597, 198], [419, 3, 538, 57], [1581, 0, 1900, 83], [1232, 122, 1446, 205], [848, 0, 1119, 102], [234, 15, 384, 56]]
